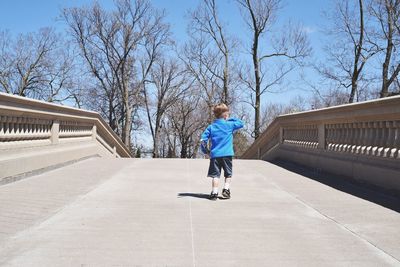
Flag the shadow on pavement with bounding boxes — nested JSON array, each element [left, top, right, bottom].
[[177, 193, 210, 199], [271, 159, 400, 213]]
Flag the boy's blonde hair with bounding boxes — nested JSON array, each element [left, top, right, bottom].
[[213, 103, 229, 118]]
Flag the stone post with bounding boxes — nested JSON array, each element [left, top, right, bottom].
[[51, 120, 59, 144], [317, 123, 325, 150], [92, 125, 97, 141]]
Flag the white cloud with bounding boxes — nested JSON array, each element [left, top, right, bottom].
[[302, 26, 317, 34]]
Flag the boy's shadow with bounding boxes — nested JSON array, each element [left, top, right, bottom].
[[177, 193, 210, 199], [177, 192, 228, 200]]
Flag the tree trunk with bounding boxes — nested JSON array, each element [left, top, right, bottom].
[[349, 0, 364, 104], [381, 0, 394, 98], [349, 77, 357, 103], [153, 129, 160, 158], [108, 97, 116, 131], [252, 32, 261, 139], [223, 53, 229, 104], [180, 140, 188, 158], [122, 87, 132, 147]]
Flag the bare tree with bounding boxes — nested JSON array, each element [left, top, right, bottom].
[[143, 58, 189, 158], [167, 90, 208, 158], [318, 0, 380, 103], [190, 0, 236, 104], [62, 0, 171, 147], [370, 0, 400, 97], [0, 28, 56, 96], [0, 28, 79, 103], [180, 35, 222, 122], [236, 0, 311, 139], [260, 95, 308, 130]]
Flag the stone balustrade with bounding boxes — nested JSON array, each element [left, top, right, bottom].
[[0, 93, 131, 182], [242, 96, 400, 196], [0, 116, 52, 142], [59, 121, 94, 139], [283, 124, 319, 149], [326, 121, 400, 158]]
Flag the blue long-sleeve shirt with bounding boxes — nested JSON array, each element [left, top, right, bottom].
[[200, 118, 244, 158]]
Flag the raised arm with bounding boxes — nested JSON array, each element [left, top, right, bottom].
[[227, 118, 244, 131]]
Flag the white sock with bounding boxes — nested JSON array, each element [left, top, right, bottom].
[[224, 178, 231, 190], [212, 187, 218, 194]]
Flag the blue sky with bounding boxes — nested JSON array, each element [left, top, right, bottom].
[[0, 0, 332, 147], [0, 0, 329, 105]]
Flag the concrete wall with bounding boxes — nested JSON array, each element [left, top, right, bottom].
[[242, 96, 400, 196], [0, 93, 131, 182]]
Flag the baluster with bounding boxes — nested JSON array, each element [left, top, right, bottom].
[[0, 118, 5, 141], [349, 123, 357, 153], [290, 127, 294, 145], [376, 121, 384, 157], [364, 122, 372, 156], [21, 118, 26, 139], [0, 120, 3, 138], [15, 117, 21, 141], [304, 126, 308, 147], [310, 125, 318, 148], [355, 122, 363, 154], [345, 123, 352, 153], [394, 121, 400, 159], [331, 124, 336, 151], [344, 123, 349, 152], [292, 128, 296, 145], [41, 123, 45, 138], [328, 124, 335, 151], [297, 127, 301, 146], [337, 124, 345, 152], [5, 120, 11, 140], [384, 121, 393, 158], [333, 124, 340, 151], [311, 125, 316, 148], [10, 119, 15, 140], [305, 126, 309, 147], [369, 122, 378, 156], [326, 125, 331, 150], [282, 128, 286, 143], [337, 124, 343, 152], [353, 122, 360, 153], [343, 123, 351, 152]]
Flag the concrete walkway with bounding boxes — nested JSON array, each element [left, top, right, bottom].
[[0, 158, 399, 266]]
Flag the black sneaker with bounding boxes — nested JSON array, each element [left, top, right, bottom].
[[222, 189, 231, 199], [209, 192, 218, 201]]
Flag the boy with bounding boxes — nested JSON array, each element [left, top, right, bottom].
[[200, 103, 244, 201]]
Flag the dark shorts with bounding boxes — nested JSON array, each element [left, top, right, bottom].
[[207, 156, 233, 178]]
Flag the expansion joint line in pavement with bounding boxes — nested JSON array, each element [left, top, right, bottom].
[[270, 182, 400, 264], [186, 160, 196, 267]]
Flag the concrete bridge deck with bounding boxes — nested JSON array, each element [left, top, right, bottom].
[[0, 159, 399, 266]]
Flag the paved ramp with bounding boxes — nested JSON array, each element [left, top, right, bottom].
[[0, 159, 399, 266]]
